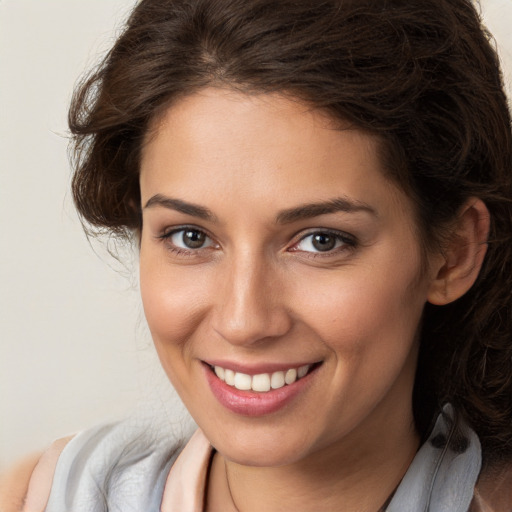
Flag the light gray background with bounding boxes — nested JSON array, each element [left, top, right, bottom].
[[1, 0, 511, 471]]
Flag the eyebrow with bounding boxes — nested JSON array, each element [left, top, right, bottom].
[[144, 194, 376, 224], [144, 194, 217, 222], [275, 197, 377, 224]]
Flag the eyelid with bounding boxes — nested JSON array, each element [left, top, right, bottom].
[[289, 228, 357, 254], [159, 224, 212, 239], [157, 225, 219, 252], [155, 224, 357, 257]]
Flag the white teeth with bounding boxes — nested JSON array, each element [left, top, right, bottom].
[[213, 364, 312, 393], [234, 372, 252, 390], [224, 369, 235, 386], [252, 373, 271, 392], [270, 371, 285, 389], [298, 365, 309, 379], [285, 368, 297, 385]]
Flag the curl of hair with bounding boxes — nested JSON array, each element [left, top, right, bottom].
[[69, 0, 512, 465]]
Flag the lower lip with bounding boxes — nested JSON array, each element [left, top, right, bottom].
[[204, 364, 317, 417]]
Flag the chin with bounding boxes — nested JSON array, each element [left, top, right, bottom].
[[205, 420, 319, 467], [220, 442, 307, 468]]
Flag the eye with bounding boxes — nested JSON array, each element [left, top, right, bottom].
[[161, 227, 216, 251], [292, 231, 355, 254]]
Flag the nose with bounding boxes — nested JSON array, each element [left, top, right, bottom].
[[212, 254, 292, 347]]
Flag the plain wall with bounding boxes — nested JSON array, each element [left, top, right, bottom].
[[1, 0, 511, 471]]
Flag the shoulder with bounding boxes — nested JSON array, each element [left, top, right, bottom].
[[0, 436, 73, 512], [37, 419, 186, 510], [0, 418, 188, 512], [471, 462, 512, 512], [0, 453, 41, 512]]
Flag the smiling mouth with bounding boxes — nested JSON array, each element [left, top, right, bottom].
[[208, 363, 321, 393]]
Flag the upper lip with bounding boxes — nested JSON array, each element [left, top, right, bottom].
[[203, 359, 321, 375]]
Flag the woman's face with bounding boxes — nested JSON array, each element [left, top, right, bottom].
[[139, 88, 436, 467]]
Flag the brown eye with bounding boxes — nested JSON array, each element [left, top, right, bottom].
[[293, 230, 356, 254], [182, 229, 206, 249], [163, 227, 216, 251], [312, 233, 336, 252]]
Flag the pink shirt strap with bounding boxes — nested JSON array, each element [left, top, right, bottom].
[[161, 429, 212, 512]]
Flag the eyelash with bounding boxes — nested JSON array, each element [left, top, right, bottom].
[[158, 226, 218, 257], [290, 229, 357, 258], [157, 226, 357, 258]]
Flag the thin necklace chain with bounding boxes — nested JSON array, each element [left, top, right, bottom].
[[223, 459, 395, 512], [224, 459, 240, 512]]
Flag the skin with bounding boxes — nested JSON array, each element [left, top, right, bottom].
[[0, 454, 40, 512], [138, 88, 463, 511]]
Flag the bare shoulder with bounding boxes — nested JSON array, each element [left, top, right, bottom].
[[0, 453, 41, 512], [0, 436, 74, 512]]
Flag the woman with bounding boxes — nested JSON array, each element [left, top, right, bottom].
[[4, 0, 512, 510]]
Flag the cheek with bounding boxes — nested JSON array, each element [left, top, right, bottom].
[[139, 251, 209, 353], [139, 257, 215, 403], [293, 262, 426, 427], [293, 258, 427, 357]]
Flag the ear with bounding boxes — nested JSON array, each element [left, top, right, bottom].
[[427, 198, 490, 306]]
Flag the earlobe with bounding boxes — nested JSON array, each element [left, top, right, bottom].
[[427, 198, 490, 306]]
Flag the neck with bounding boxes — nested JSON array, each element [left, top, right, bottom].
[[207, 410, 420, 512]]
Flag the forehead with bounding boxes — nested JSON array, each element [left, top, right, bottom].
[[140, 88, 414, 222]]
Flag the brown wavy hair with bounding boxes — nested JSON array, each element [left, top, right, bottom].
[[69, 0, 512, 465]]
